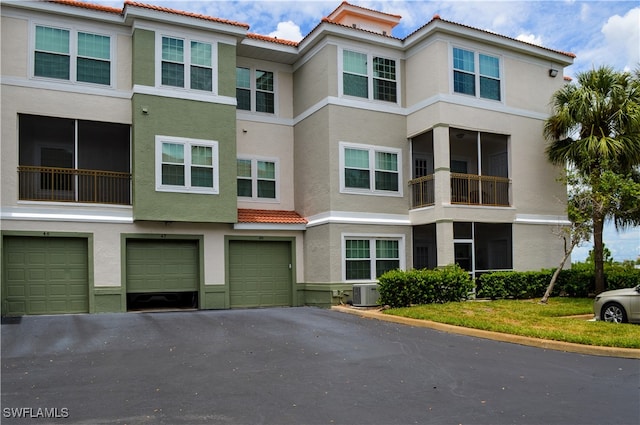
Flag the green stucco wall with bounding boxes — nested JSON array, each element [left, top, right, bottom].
[[218, 43, 236, 98], [131, 94, 237, 222], [132, 29, 154, 87]]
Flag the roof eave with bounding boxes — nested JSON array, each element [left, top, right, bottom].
[[123, 2, 248, 38], [405, 18, 574, 66]]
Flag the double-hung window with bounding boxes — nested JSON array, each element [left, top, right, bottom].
[[237, 158, 278, 200], [342, 49, 397, 103], [34, 25, 111, 85], [156, 136, 218, 194], [161, 36, 214, 92], [453, 47, 501, 101], [236, 67, 275, 113], [344, 237, 402, 281], [341, 143, 401, 195]]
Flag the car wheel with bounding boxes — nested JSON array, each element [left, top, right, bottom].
[[602, 302, 628, 323]]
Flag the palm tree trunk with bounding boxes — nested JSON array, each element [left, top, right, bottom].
[[593, 210, 606, 294]]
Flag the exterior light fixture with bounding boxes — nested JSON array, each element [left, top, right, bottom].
[[549, 69, 558, 78]]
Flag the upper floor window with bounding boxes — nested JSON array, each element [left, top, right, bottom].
[[340, 143, 402, 196], [34, 25, 111, 85], [160, 36, 214, 92], [237, 157, 278, 200], [236, 67, 275, 113], [453, 47, 501, 101], [342, 49, 397, 103], [155, 136, 218, 194]]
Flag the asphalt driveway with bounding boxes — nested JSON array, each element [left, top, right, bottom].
[[2, 307, 639, 425]]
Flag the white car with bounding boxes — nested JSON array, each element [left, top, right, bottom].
[[593, 285, 640, 323]]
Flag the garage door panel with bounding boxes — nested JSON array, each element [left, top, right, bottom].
[[126, 240, 198, 293], [229, 241, 292, 308], [3, 237, 89, 315]]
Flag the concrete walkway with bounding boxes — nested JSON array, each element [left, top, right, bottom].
[[332, 305, 640, 359]]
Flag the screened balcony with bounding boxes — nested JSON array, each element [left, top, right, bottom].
[[18, 114, 131, 206], [409, 128, 511, 209]]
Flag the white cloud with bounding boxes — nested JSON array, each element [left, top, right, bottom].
[[574, 7, 640, 73], [601, 7, 640, 71], [268, 20, 303, 42], [516, 33, 543, 46]]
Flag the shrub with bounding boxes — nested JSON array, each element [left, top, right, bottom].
[[476, 271, 553, 299], [378, 265, 474, 308], [476, 264, 640, 299]]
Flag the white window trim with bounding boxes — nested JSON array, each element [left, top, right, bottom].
[[155, 32, 218, 94], [341, 233, 406, 282], [338, 47, 400, 105], [236, 155, 280, 202], [339, 142, 403, 197], [450, 45, 504, 103], [30, 22, 115, 88], [236, 67, 277, 115], [155, 135, 219, 194]]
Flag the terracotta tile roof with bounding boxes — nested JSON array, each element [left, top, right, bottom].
[[124, 1, 250, 29], [237, 209, 307, 225], [327, 1, 402, 20], [408, 14, 576, 59], [247, 33, 298, 47], [50, 0, 123, 14], [319, 17, 400, 39]]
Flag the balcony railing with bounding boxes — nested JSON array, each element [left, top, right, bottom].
[[409, 173, 510, 208], [18, 166, 131, 205], [451, 173, 510, 206], [409, 175, 435, 208]]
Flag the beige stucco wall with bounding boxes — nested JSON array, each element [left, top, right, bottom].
[[513, 223, 567, 271], [404, 39, 449, 108], [304, 223, 412, 283], [236, 120, 295, 211], [293, 44, 337, 116], [1, 15, 28, 78], [294, 106, 332, 217]]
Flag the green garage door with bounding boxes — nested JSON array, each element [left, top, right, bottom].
[[126, 240, 199, 293], [3, 236, 89, 315], [229, 240, 292, 308]]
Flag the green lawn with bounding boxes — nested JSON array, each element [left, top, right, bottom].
[[384, 298, 640, 349]]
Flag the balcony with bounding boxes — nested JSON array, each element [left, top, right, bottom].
[[409, 175, 435, 208], [409, 173, 510, 209], [18, 166, 131, 205]]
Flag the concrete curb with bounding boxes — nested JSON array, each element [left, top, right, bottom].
[[331, 305, 640, 359]]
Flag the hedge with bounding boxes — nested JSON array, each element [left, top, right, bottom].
[[378, 265, 474, 308], [476, 265, 640, 299]]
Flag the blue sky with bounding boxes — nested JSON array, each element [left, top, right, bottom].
[[85, 0, 640, 262]]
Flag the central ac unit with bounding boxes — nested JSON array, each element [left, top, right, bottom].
[[352, 283, 380, 307]]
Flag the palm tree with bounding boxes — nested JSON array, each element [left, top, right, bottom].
[[544, 66, 640, 294]]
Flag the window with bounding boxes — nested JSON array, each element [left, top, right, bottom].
[[342, 49, 397, 102], [160, 36, 214, 91], [453, 47, 501, 101], [236, 67, 275, 113], [344, 237, 402, 281], [34, 25, 111, 85], [155, 136, 218, 194], [341, 143, 401, 195], [237, 158, 278, 200]]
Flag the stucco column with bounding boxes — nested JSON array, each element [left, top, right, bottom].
[[432, 125, 450, 205], [436, 220, 455, 267]]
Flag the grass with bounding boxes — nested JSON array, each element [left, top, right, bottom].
[[384, 298, 640, 349]]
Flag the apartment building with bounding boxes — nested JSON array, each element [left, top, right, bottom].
[[0, 1, 574, 315]]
